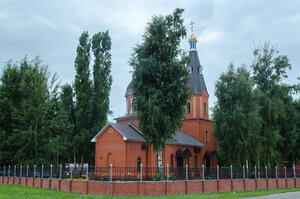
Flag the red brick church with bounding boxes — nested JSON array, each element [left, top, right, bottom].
[[91, 29, 217, 169]]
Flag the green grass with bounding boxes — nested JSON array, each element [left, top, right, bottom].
[[0, 184, 299, 199]]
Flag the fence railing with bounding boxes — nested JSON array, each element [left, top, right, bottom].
[[0, 164, 299, 182]]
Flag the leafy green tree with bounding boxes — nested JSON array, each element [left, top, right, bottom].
[[45, 77, 74, 165], [130, 8, 190, 170], [251, 43, 298, 166], [0, 57, 51, 165], [213, 64, 262, 167], [91, 31, 112, 132], [74, 31, 93, 164]]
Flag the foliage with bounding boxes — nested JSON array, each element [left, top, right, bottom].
[[74, 31, 93, 164], [91, 30, 112, 133], [130, 8, 190, 154], [213, 64, 262, 167], [251, 42, 299, 166], [0, 57, 70, 165], [214, 42, 299, 167], [73, 30, 112, 164]]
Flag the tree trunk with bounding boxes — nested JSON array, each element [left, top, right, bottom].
[[158, 149, 163, 177]]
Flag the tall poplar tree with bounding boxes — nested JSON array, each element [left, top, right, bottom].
[[91, 31, 112, 132], [213, 64, 262, 167], [130, 9, 190, 171], [74, 31, 93, 164], [60, 84, 77, 163]]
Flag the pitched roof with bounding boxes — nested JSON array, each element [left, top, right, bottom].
[[167, 131, 206, 147], [91, 123, 206, 147], [188, 50, 207, 95], [91, 123, 145, 142]]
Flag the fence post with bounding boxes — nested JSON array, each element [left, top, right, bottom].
[[284, 166, 286, 179], [140, 164, 142, 182], [167, 164, 169, 181], [8, 165, 10, 177], [275, 166, 278, 179], [34, 165, 36, 178], [265, 166, 267, 179], [70, 165, 73, 180], [217, 165, 219, 180], [50, 164, 53, 179], [60, 164, 62, 179], [42, 165, 44, 179], [230, 165, 233, 180], [20, 165, 22, 178], [202, 164, 205, 181], [293, 164, 296, 179], [255, 166, 257, 179], [4, 166, 5, 176], [26, 165, 29, 178], [14, 165, 16, 177], [110, 164, 112, 182], [243, 165, 245, 180], [186, 164, 188, 181], [86, 164, 89, 181]]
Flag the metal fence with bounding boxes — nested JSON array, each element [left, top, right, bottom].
[[1, 165, 299, 182]]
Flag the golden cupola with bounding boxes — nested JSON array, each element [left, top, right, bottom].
[[189, 21, 197, 51]]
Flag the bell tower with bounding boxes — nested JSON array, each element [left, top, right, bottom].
[[185, 21, 209, 119]]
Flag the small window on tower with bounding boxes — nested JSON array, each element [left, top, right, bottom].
[[187, 102, 191, 114], [188, 66, 192, 74], [205, 130, 208, 143], [204, 103, 207, 115]]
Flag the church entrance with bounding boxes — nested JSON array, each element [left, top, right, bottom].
[[177, 157, 183, 168]]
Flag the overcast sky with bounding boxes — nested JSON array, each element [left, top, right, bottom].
[[1, 0, 299, 121]]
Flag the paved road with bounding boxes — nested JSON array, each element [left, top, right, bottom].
[[247, 191, 300, 199]]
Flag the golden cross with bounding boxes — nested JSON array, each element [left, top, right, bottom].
[[189, 21, 195, 34]]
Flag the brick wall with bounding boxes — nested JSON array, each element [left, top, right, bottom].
[[27, 178, 34, 187], [232, 180, 244, 191], [34, 178, 41, 188], [186, 181, 203, 194], [0, 177, 299, 196], [42, 179, 50, 189], [203, 180, 218, 193], [50, 179, 60, 190], [60, 180, 71, 192], [167, 181, 186, 195], [267, 179, 277, 189], [277, 178, 286, 188]]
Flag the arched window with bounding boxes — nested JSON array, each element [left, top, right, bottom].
[[131, 98, 136, 113], [188, 66, 192, 74], [186, 102, 191, 114], [204, 103, 207, 115], [137, 157, 141, 172], [205, 130, 208, 143], [171, 154, 174, 172]]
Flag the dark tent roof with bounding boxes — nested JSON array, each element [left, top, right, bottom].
[[188, 50, 207, 95]]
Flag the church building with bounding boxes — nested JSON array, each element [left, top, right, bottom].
[[91, 27, 217, 170]]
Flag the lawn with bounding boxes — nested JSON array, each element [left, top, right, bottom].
[[0, 184, 299, 199]]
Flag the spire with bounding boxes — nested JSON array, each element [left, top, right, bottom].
[[189, 21, 197, 51], [187, 21, 207, 95]]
